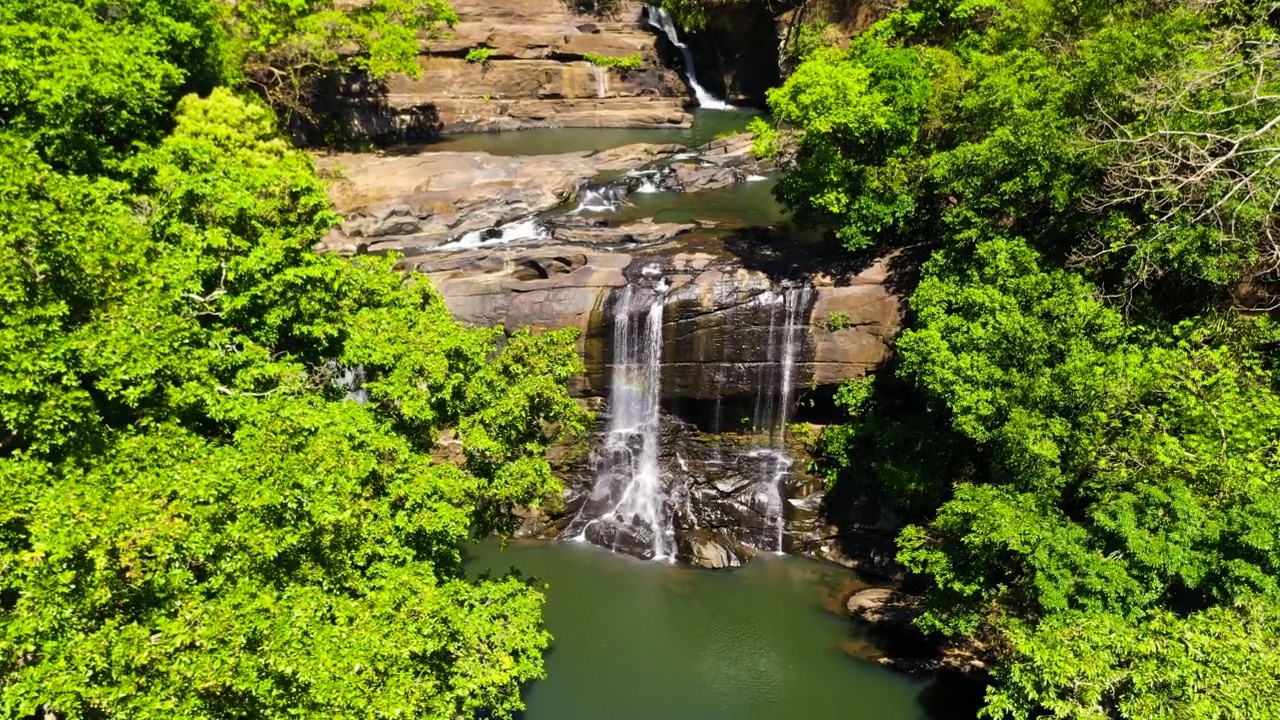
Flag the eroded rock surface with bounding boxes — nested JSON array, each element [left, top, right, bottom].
[[316, 143, 678, 253], [325, 0, 696, 141], [400, 238, 903, 402]]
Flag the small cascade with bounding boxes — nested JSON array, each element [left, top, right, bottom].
[[439, 218, 549, 250], [593, 66, 608, 98], [565, 270, 675, 561], [749, 283, 814, 552], [625, 169, 663, 194], [573, 183, 629, 213], [643, 5, 733, 110]]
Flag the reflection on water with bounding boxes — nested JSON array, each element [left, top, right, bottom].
[[466, 539, 937, 720], [421, 109, 761, 156]]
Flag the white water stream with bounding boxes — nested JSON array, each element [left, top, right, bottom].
[[567, 272, 676, 560], [644, 5, 733, 110], [750, 284, 813, 551]]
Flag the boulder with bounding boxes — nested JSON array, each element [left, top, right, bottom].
[[846, 588, 897, 618], [550, 218, 698, 245], [680, 533, 750, 569]]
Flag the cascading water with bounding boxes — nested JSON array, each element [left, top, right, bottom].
[[439, 218, 549, 250], [564, 270, 676, 561], [593, 66, 607, 98], [749, 283, 813, 552], [643, 5, 733, 110], [572, 183, 629, 213], [336, 365, 369, 404]]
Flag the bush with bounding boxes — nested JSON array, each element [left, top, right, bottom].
[[825, 311, 853, 331], [584, 53, 642, 71], [465, 46, 494, 63]]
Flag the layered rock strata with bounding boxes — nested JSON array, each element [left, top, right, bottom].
[[330, 0, 696, 141]]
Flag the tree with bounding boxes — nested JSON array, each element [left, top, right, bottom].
[[766, 0, 1280, 716], [225, 0, 458, 125], [0, 86, 585, 720], [0, 0, 226, 174]]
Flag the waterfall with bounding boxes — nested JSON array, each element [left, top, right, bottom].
[[643, 5, 733, 110], [440, 218, 548, 250], [572, 183, 628, 213], [336, 365, 369, 404], [750, 283, 813, 552], [593, 66, 607, 98], [565, 271, 675, 561]]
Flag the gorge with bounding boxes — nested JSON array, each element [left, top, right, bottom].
[[308, 6, 937, 707], [318, 119, 908, 572]]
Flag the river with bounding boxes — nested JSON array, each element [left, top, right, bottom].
[[422, 109, 761, 156], [467, 539, 957, 720]]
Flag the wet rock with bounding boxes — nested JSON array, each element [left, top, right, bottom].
[[846, 588, 898, 621], [396, 236, 904, 401], [316, 143, 681, 253], [550, 218, 697, 245], [679, 533, 751, 569], [663, 133, 777, 192]]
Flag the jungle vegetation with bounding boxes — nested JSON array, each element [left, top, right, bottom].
[[757, 0, 1280, 717], [0, 0, 586, 717]]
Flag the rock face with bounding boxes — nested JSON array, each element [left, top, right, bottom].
[[324, 0, 698, 142], [316, 142, 679, 253], [401, 237, 903, 402]]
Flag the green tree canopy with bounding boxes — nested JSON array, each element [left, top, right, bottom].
[[763, 0, 1280, 716], [0, 0, 455, 174], [0, 0, 586, 715], [1, 86, 586, 720]]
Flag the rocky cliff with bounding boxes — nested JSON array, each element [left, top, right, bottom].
[[327, 0, 697, 142]]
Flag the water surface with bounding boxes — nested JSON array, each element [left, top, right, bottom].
[[424, 108, 760, 156], [467, 540, 934, 720]]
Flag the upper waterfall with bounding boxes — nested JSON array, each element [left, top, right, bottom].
[[644, 5, 733, 111]]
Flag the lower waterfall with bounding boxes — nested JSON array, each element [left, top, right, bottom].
[[566, 274, 814, 563], [751, 283, 813, 552], [565, 272, 675, 560]]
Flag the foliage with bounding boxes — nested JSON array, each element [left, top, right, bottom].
[[824, 310, 854, 331], [584, 53, 643, 71], [0, 1, 586, 716], [656, 0, 746, 32], [784, 19, 837, 65], [466, 46, 495, 63], [0, 0, 459, 167], [0, 0, 226, 175], [768, 0, 1280, 717], [226, 0, 458, 122]]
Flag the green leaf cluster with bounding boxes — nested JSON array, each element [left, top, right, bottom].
[[466, 46, 496, 63], [776, 1, 1280, 717], [584, 53, 644, 71], [0, 0, 586, 717]]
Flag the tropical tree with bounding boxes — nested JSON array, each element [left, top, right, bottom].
[[761, 0, 1280, 716]]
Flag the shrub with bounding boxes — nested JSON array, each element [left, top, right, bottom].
[[584, 53, 642, 71], [465, 46, 495, 63]]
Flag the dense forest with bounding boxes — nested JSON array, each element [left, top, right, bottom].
[[0, 0, 586, 717], [755, 0, 1280, 717], [5, 0, 1280, 717]]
